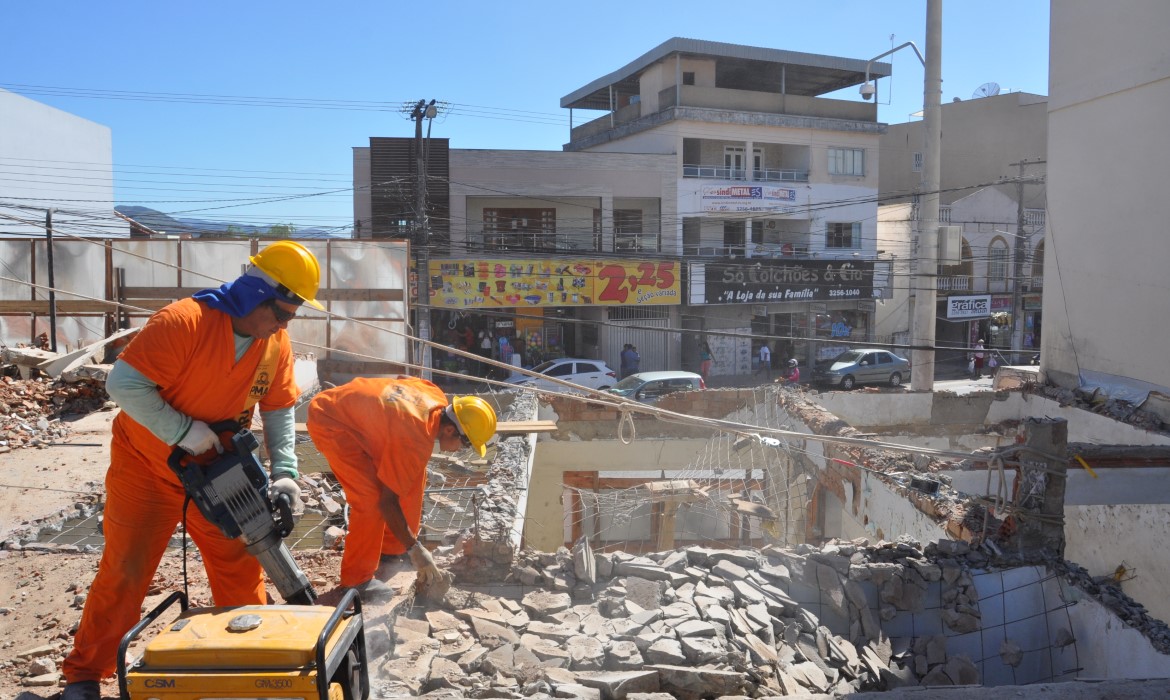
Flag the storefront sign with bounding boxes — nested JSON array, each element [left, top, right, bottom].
[[947, 295, 992, 319], [695, 260, 875, 304], [427, 258, 681, 308], [990, 296, 1014, 312], [701, 185, 798, 213], [1023, 294, 1043, 311]]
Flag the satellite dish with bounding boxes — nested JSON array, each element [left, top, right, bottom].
[[972, 82, 1001, 99]]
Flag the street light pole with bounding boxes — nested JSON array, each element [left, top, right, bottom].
[[910, 0, 943, 391]]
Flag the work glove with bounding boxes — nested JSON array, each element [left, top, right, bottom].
[[409, 542, 445, 589], [268, 477, 301, 508], [177, 420, 222, 456]]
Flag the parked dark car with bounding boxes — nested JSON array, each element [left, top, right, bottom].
[[814, 349, 911, 389]]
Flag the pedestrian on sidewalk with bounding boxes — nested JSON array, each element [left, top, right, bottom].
[[698, 338, 714, 381], [755, 342, 772, 380], [619, 343, 637, 379], [972, 339, 986, 379]]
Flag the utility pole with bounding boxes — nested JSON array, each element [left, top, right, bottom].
[[411, 99, 437, 380], [910, 0, 943, 391], [45, 209, 58, 352], [1009, 158, 1045, 364]]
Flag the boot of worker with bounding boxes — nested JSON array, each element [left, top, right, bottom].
[[61, 680, 101, 700]]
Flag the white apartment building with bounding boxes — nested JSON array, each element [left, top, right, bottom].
[[562, 38, 892, 374]]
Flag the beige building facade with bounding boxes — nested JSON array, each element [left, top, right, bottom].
[[1046, 0, 1170, 395], [876, 92, 1048, 371]]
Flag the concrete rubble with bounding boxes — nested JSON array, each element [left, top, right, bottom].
[[362, 537, 1014, 699], [0, 376, 111, 452]]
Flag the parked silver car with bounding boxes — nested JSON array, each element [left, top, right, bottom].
[[606, 371, 706, 403], [814, 349, 911, 390]]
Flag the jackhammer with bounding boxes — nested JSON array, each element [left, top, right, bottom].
[[168, 424, 317, 605]]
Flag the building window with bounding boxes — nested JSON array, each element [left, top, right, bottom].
[[614, 209, 645, 252], [826, 222, 861, 249], [912, 152, 923, 172], [483, 208, 556, 251], [683, 72, 695, 86], [828, 147, 865, 176], [988, 238, 1009, 280]]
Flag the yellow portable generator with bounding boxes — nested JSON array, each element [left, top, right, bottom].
[[117, 589, 368, 700]]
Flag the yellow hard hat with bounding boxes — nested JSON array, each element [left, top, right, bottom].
[[249, 241, 325, 310], [450, 395, 497, 458]]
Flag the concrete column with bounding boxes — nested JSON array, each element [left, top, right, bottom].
[[1013, 417, 1068, 558]]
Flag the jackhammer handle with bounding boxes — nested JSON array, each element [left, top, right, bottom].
[[167, 420, 246, 473], [274, 493, 296, 538]]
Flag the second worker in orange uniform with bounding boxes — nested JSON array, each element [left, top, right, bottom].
[[307, 377, 497, 599]]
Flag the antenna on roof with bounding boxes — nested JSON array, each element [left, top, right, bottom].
[[972, 82, 1001, 99]]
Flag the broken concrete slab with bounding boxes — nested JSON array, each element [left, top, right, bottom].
[[470, 616, 520, 647], [575, 670, 660, 700], [523, 589, 573, 618], [645, 664, 748, 699]]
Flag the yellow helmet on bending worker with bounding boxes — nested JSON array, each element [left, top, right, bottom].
[[448, 395, 497, 458]]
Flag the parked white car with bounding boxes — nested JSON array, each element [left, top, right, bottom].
[[506, 358, 618, 391]]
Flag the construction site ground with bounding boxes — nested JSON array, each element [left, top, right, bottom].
[[5, 408, 1170, 699]]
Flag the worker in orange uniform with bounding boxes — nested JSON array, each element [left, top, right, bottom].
[[307, 378, 497, 599], [60, 241, 324, 700]]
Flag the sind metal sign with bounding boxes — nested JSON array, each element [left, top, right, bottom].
[[694, 260, 874, 305], [947, 295, 992, 319]]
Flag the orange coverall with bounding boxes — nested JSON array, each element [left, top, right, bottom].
[[307, 377, 445, 587], [63, 298, 298, 683]]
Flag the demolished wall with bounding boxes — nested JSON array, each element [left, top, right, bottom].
[[364, 535, 1169, 697]]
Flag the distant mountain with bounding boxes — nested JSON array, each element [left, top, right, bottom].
[[115, 206, 346, 238]]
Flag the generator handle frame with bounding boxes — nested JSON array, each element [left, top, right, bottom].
[[117, 590, 189, 700], [315, 588, 366, 700]]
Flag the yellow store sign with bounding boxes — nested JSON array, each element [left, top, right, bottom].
[[427, 259, 680, 309]]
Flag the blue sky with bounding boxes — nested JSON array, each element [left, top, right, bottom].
[[2, 1, 1049, 233]]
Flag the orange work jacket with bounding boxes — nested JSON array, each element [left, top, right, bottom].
[[112, 297, 298, 482]]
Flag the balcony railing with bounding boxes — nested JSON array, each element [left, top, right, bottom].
[[937, 276, 971, 291], [682, 165, 809, 182]]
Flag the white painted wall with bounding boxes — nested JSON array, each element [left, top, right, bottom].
[[1066, 504, 1170, 626], [1045, 0, 1170, 393], [814, 390, 934, 426], [0, 88, 124, 237], [986, 393, 1170, 447], [526, 438, 711, 552]]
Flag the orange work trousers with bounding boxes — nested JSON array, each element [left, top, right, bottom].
[[309, 423, 423, 588], [63, 442, 265, 683]]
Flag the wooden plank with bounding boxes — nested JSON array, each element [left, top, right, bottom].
[[121, 287, 404, 303], [294, 420, 556, 437], [0, 300, 116, 313], [495, 420, 558, 434], [316, 359, 407, 376]]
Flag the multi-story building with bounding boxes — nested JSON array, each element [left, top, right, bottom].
[[876, 92, 1047, 372], [355, 38, 893, 378], [561, 38, 891, 374]]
